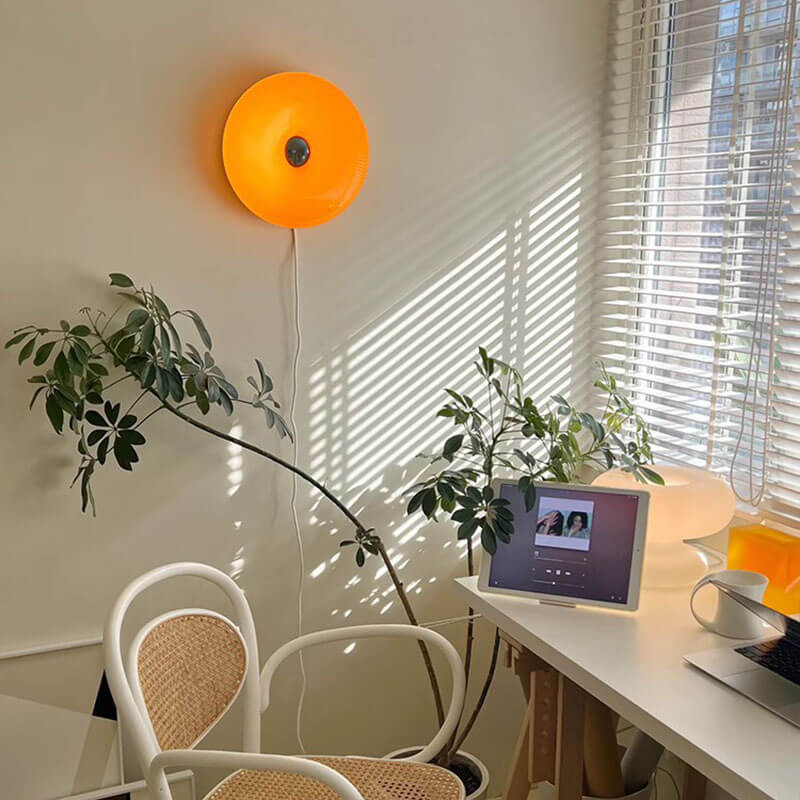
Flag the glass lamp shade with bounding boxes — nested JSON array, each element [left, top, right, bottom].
[[592, 465, 736, 588], [222, 72, 369, 228]]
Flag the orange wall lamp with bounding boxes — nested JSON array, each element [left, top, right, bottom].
[[222, 72, 369, 228], [219, 74, 369, 734]]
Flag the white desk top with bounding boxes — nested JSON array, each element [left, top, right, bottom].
[[0, 693, 119, 797], [455, 576, 800, 800]]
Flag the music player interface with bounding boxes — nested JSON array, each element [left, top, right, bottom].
[[488, 484, 641, 604]]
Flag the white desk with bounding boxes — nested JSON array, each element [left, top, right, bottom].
[[455, 576, 800, 800], [0, 693, 120, 798]]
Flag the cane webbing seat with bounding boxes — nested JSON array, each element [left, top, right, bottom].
[[137, 612, 247, 751], [204, 756, 464, 800]]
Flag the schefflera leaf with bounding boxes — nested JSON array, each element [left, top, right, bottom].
[[247, 358, 293, 440], [403, 348, 660, 556], [6, 272, 298, 515]]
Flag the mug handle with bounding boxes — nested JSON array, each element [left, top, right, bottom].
[[690, 573, 721, 633]]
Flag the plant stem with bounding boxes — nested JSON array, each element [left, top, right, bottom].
[[90, 322, 448, 734], [100, 303, 125, 336], [448, 627, 500, 757], [463, 538, 476, 696], [445, 535, 475, 760], [375, 538, 446, 728], [155, 397, 447, 728], [125, 389, 149, 416], [158, 398, 359, 524], [134, 405, 164, 428], [103, 374, 134, 391]]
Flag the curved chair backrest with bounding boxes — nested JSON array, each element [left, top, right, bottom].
[[132, 608, 248, 751], [104, 563, 261, 797], [260, 624, 466, 765]]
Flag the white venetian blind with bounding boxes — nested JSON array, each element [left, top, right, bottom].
[[597, 0, 800, 512]]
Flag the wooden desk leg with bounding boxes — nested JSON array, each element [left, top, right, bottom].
[[583, 694, 624, 798], [683, 764, 707, 800], [555, 674, 585, 800], [529, 668, 557, 784], [503, 702, 533, 800], [499, 636, 604, 800], [502, 641, 554, 800]]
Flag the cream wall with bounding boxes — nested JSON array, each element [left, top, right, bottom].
[[0, 1, 609, 795]]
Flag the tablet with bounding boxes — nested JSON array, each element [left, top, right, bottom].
[[478, 480, 649, 611]]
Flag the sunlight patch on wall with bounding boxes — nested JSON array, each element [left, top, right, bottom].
[[299, 161, 595, 615], [227, 424, 247, 582], [226, 424, 244, 497]]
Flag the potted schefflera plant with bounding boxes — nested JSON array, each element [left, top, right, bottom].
[[392, 349, 661, 799], [5, 276, 659, 800]]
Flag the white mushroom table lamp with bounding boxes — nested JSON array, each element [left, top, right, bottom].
[[593, 465, 736, 589]]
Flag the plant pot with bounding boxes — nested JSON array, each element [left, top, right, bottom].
[[384, 746, 489, 800]]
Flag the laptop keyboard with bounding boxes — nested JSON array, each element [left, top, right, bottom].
[[736, 638, 800, 686]]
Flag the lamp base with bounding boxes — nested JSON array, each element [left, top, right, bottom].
[[642, 540, 709, 589]]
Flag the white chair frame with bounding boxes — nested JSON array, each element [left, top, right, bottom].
[[104, 562, 466, 800]]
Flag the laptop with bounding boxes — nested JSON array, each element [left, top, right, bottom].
[[685, 585, 800, 726]]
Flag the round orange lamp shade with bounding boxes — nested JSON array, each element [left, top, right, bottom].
[[222, 72, 369, 228]]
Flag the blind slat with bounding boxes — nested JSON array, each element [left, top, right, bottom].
[[597, 0, 798, 512]]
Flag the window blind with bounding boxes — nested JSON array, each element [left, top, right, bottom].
[[597, 0, 800, 512]]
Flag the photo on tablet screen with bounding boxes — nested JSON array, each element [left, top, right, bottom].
[[534, 495, 594, 552]]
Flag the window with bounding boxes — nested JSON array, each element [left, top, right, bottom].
[[597, 0, 799, 513]]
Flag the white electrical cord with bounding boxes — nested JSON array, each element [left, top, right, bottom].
[[422, 613, 482, 630], [285, 230, 475, 749], [289, 228, 307, 754]]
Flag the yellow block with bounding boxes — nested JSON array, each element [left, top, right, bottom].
[[727, 524, 800, 614]]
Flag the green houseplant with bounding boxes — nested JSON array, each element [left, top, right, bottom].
[[401, 349, 662, 768], [6, 276, 659, 787]]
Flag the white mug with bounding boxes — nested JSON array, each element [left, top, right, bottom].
[[690, 569, 769, 639]]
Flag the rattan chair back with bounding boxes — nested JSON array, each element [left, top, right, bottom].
[[135, 610, 247, 750]]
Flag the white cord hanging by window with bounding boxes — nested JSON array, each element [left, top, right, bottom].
[[728, 0, 797, 505]]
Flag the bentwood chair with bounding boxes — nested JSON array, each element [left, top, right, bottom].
[[104, 562, 466, 800]]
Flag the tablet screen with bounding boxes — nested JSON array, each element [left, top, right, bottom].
[[487, 483, 643, 605]]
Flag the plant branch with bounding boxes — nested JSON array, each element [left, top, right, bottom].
[[103, 374, 134, 391], [125, 389, 149, 417], [99, 303, 125, 336], [463, 536, 476, 692], [146, 391, 447, 728], [159, 397, 366, 526], [487, 374, 495, 436], [133, 401, 205, 429], [449, 627, 500, 757], [89, 322, 366, 542], [89, 307, 451, 731], [462, 601, 476, 693], [375, 538, 446, 728], [445, 535, 476, 759], [134, 405, 165, 428]]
